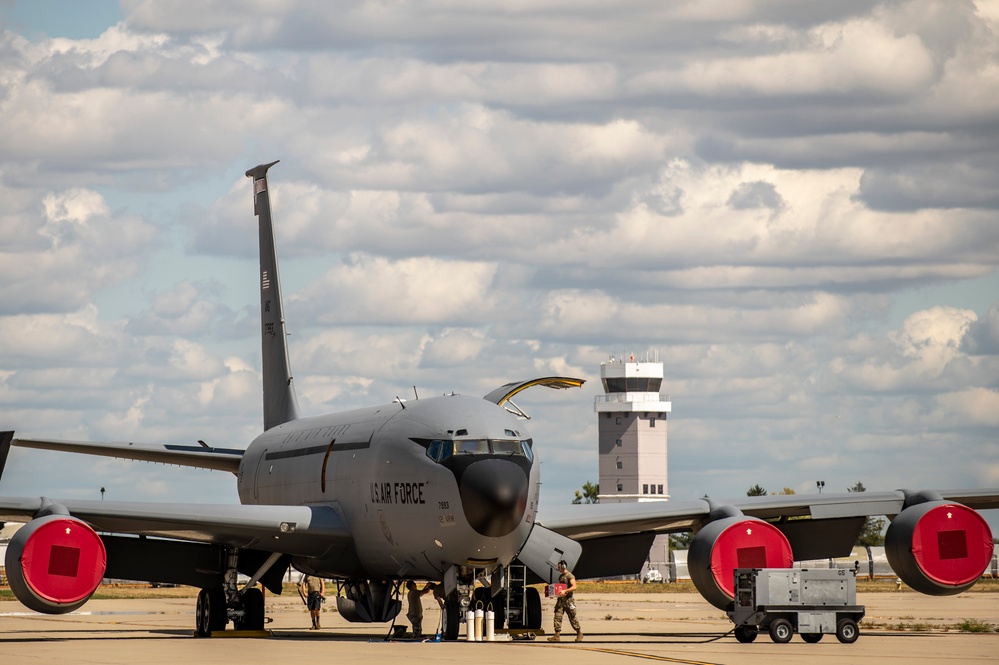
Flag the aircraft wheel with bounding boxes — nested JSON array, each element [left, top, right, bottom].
[[768, 618, 793, 643], [238, 588, 265, 631], [836, 618, 859, 644], [441, 594, 461, 641], [524, 587, 542, 630], [208, 587, 228, 631], [195, 589, 212, 637], [472, 588, 505, 629], [801, 632, 823, 643], [734, 625, 758, 643], [491, 591, 506, 630]]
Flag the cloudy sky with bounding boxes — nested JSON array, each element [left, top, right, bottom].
[[1, 1, 997, 527]]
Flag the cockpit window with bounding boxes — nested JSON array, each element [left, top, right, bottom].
[[520, 439, 534, 462], [427, 440, 442, 461], [426, 438, 534, 461], [454, 439, 490, 455], [491, 439, 520, 455]]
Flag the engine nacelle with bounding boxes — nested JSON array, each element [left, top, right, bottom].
[[688, 513, 794, 610], [885, 499, 993, 595], [5, 514, 107, 614]]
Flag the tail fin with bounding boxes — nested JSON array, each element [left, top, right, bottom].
[[246, 161, 301, 430]]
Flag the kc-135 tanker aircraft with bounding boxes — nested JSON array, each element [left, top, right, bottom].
[[2, 162, 997, 639]]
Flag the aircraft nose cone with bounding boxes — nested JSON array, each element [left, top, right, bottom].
[[459, 459, 529, 538]]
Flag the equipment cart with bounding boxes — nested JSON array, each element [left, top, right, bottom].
[[728, 568, 865, 644]]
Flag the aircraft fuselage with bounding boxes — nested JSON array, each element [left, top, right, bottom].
[[236, 394, 539, 580]]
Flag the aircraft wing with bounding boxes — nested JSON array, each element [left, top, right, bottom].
[[536, 489, 999, 581], [7, 436, 243, 473], [0, 496, 350, 558], [537, 489, 999, 539]]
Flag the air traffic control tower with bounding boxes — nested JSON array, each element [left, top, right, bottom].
[[595, 354, 672, 579], [595, 354, 671, 503]]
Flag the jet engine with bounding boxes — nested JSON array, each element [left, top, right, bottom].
[[688, 507, 794, 610], [5, 514, 107, 614], [885, 494, 993, 595]]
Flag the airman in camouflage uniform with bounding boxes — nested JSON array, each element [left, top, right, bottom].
[[548, 560, 582, 642]]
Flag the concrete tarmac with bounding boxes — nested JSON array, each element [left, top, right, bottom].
[[1, 591, 997, 665]]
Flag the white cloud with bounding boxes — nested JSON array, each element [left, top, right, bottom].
[[934, 388, 999, 427], [633, 17, 935, 98], [0, 187, 157, 314], [1, 0, 998, 516], [291, 253, 499, 325]]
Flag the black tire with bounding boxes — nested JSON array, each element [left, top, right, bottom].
[[195, 588, 211, 637], [525, 587, 542, 630], [734, 625, 758, 643], [801, 632, 823, 643], [441, 594, 461, 641], [491, 592, 506, 631], [208, 587, 228, 631], [472, 588, 505, 630], [238, 587, 265, 631], [769, 618, 793, 643], [836, 618, 859, 644]]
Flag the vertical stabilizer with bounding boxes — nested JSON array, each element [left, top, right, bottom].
[[246, 161, 301, 430]]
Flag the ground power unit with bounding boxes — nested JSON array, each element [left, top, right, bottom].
[[727, 568, 865, 644]]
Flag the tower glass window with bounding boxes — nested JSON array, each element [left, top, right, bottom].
[[602, 377, 663, 393]]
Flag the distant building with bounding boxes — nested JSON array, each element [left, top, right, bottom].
[[594, 354, 671, 578]]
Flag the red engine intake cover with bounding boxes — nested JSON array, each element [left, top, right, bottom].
[[5, 514, 107, 614], [689, 515, 794, 610], [886, 501, 993, 595]]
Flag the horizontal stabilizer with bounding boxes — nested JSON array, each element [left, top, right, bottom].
[[10, 437, 243, 473]]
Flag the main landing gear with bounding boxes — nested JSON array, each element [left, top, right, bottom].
[[194, 548, 271, 637]]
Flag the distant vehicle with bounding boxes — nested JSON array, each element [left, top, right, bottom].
[[642, 569, 664, 583]]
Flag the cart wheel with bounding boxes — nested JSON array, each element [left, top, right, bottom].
[[836, 618, 859, 644], [768, 618, 793, 643], [801, 632, 823, 643], [734, 625, 758, 643]]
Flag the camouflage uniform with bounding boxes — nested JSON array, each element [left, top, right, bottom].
[[406, 581, 432, 637], [407, 585, 424, 637], [552, 569, 580, 634]]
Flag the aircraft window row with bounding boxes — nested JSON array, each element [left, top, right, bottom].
[[426, 439, 534, 462]]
